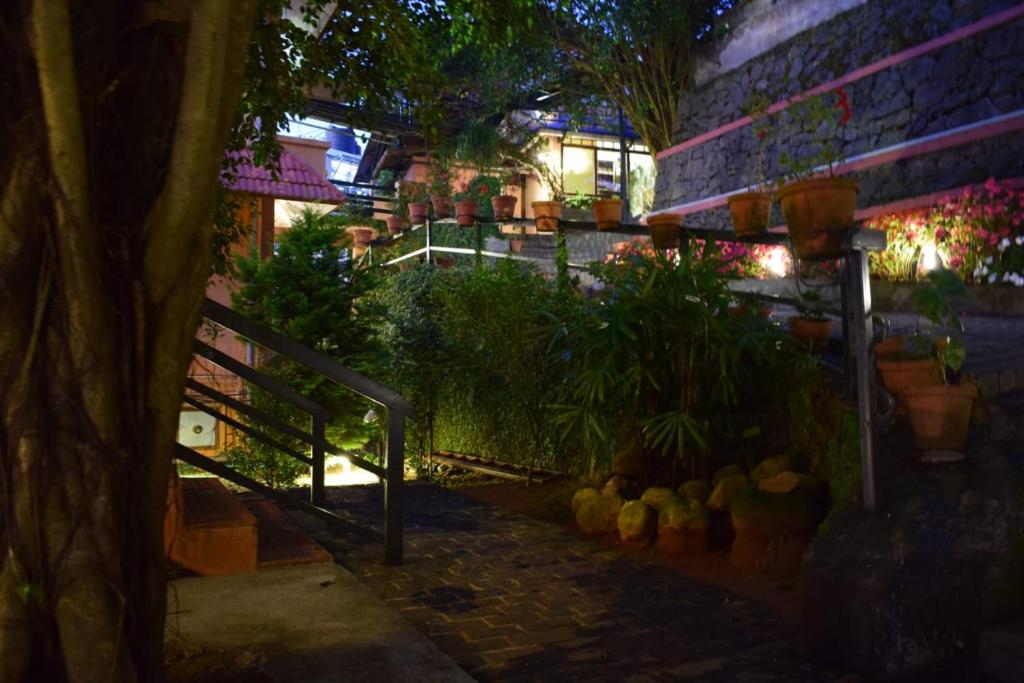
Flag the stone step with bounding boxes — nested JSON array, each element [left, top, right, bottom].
[[167, 477, 259, 576], [242, 498, 332, 568]]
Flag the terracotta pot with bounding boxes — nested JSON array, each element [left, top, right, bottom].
[[434, 256, 456, 269], [430, 195, 452, 218], [788, 316, 832, 352], [348, 227, 375, 246], [876, 356, 941, 416], [777, 177, 859, 260], [455, 199, 478, 227], [531, 201, 563, 232], [731, 303, 772, 320], [873, 335, 906, 359], [592, 198, 624, 231], [727, 191, 772, 238], [491, 195, 518, 221], [408, 202, 429, 224], [647, 212, 684, 249], [385, 215, 404, 234], [903, 382, 978, 451], [508, 239, 523, 254]]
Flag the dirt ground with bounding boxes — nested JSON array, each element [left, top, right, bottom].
[[456, 477, 805, 628]]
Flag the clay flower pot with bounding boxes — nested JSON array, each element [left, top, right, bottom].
[[455, 199, 478, 227], [508, 238, 524, 254], [646, 212, 684, 249], [788, 316, 832, 352], [876, 356, 941, 416], [430, 195, 452, 218], [873, 335, 906, 359], [903, 382, 978, 451], [592, 198, 624, 231], [385, 215, 404, 234], [777, 177, 858, 260], [727, 191, 772, 238], [531, 201, 563, 232], [491, 195, 518, 221], [347, 226, 377, 246], [408, 202, 429, 224]]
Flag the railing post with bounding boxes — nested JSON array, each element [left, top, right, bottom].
[[384, 408, 404, 565], [311, 414, 325, 507], [845, 244, 878, 512], [425, 218, 432, 265]]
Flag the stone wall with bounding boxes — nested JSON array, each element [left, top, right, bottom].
[[654, 0, 1024, 230]]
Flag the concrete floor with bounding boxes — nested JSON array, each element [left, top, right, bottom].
[[165, 563, 474, 683]]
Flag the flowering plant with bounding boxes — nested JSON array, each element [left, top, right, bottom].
[[742, 93, 774, 190], [778, 87, 852, 181]]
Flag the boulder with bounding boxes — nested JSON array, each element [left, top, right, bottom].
[[611, 448, 643, 479], [678, 479, 710, 502], [602, 475, 628, 496], [617, 500, 656, 545], [758, 471, 819, 494], [706, 473, 750, 511], [711, 464, 745, 486], [575, 493, 623, 535], [640, 486, 676, 511], [729, 486, 819, 577], [656, 496, 710, 555], [751, 454, 795, 483], [571, 487, 600, 514]]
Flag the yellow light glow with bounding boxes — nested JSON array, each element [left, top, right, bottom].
[[921, 241, 939, 271], [760, 247, 790, 277]]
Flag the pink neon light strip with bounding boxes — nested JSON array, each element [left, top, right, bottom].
[[656, 3, 1024, 161], [656, 110, 1024, 218]]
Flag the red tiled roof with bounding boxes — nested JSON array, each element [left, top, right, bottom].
[[223, 148, 346, 204]]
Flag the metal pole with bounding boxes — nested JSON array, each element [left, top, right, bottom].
[[310, 415, 325, 506], [618, 107, 630, 221], [846, 248, 878, 511], [475, 221, 482, 268], [384, 409, 404, 565], [425, 218, 432, 265]]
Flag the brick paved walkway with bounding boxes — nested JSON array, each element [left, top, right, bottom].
[[293, 483, 847, 682]]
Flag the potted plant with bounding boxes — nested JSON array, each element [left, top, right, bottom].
[[427, 157, 453, 218], [777, 88, 858, 261], [728, 95, 773, 238], [593, 195, 624, 231], [400, 181, 430, 225], [385, 215, 404, 234], [454, 176, 503, 226], [646, 212, 684, 249], [901, 270, 977, 454], [562, 192, 594, 222], [346, 226, 377, 247], [492, 169, 519, 220], [787, 289, 832, 352], [506, 226, 524, 254]]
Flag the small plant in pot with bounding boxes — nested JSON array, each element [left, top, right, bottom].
[[593, 194, 624, 231], [506, 226, 524, 254], [400, 181, 430, 225], [901, 269, 977, 457], [728, 95, 774, 238], [426, 157, 453, 218], [777, 88, 858, 261], [492, 170, 519, 220], [788, 289, 832, 352], [646, 212, 684, 249]]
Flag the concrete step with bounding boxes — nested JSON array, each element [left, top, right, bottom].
[[242, 498, 332, 568], [168, 477, 258, 576]]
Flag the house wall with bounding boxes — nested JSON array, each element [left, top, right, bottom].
[[654, 0, 1024, 230], [279, 135, 331, 177]]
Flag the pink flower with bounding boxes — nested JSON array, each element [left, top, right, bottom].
[[935, 227, 949, 240], [950, 255, 964, 267], [985, 177, 1000, 194]]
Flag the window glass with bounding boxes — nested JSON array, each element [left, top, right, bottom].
[[628, 153, 657, 215], [596, 149, 622, 196], [562, 146, 595, 196]]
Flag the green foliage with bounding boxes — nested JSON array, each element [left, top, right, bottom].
[[778, 89, 852, 180], [910, 268, 968, 382], [454, 176, 504, 221], [564, 192, 595, 210]]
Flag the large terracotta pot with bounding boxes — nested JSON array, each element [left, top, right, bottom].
[[777, 177, 858, 260], [408, 202, 429, 224], [873, 335, 906, 359], [455, 199, 478, 227], [492, 195, 518, 221], [727, 191, 772, 238], [385, 215, 404, 234], [348, 227, 376, 246], [647, 212, 684, 249], [531, 201, 563, 232], [430, 195, 452, 218], [876, 356, 941, 416], [904, 382, 978, 451], [593, 198, 623, 231], [788, 316, 832, 352]]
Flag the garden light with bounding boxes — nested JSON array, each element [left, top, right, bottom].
[[759, 246, 790, 277], [920, 241, 940, 271]]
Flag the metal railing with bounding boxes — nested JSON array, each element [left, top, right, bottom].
[[178, 297, 414, 564], [376, 216, 888, 511]]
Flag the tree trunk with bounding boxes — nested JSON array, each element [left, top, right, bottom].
[[0, 1, 256, 680]]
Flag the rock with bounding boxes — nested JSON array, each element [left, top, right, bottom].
[[751, 455, 795, 483], [729, 487, 819, 577], [758, 471, 818, 494], [571, 487, 600, 515], [575, 493, 623, 535], [601, 475, 628, 496], [711, 464, 745, 486], [678, 479, 710, 502], [706, 473, 750, 511], [640, 487, 676, 511], [611, 448, 643, 479], [617, 500, 656, 544], [656, 496, 710, 555]]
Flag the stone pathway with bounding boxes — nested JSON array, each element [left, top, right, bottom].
[[292, 483, 848, 682]]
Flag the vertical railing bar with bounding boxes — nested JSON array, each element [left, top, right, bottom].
[[311, 415, 326, 507], [385, 409, 404, 565], [425, 218, 432, 264], [846, 247, 878, 511]]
